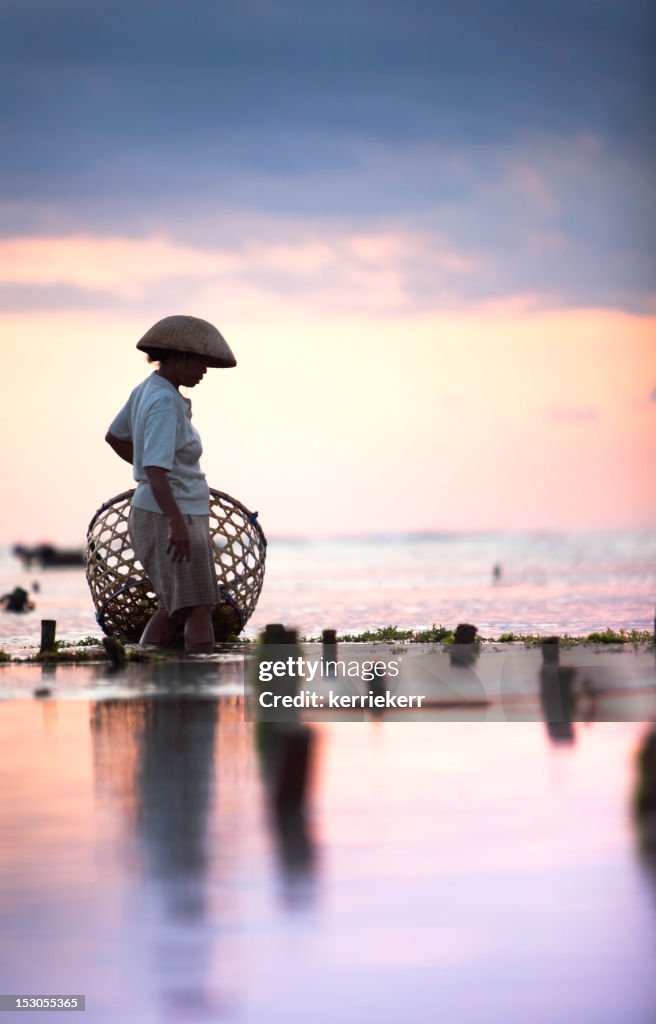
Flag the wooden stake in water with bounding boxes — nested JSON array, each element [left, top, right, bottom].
[[322, 628, 337, 677], [541, 635, 560, 665], [40, 619, 57, 653], [322, 629, 337, 646]]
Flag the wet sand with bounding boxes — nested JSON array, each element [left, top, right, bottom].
[[1, 664, 656, 1022]]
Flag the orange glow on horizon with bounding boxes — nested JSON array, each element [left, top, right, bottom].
[[1, 231, 654, 542]]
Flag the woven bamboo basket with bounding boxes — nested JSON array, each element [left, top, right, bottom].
[[86, 489, 266, 641]]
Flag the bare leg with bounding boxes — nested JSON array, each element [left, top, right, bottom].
[[184, 605, 215, 653], [139, 607, 179, 647]]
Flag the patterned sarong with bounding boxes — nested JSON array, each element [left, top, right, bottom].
[[129, 507, 220, 614]]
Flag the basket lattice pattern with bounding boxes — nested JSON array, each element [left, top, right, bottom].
[[86, 488, 266, 641]]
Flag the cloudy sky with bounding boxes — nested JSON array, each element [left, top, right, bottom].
[[1, 0, 654, 541]]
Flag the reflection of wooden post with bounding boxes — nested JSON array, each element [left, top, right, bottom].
[[274, 726, 313, 811], [40, 619, 56, 653], [254, 624, 317, 876], [635, 730, 656, 817], [540, 636, 575, 742]]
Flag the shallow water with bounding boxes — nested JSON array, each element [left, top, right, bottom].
[[0, 694, 655, 1023], [1, 535, 655, 1021], [1, 531, 655, 653], [1, 648, 655, 727]]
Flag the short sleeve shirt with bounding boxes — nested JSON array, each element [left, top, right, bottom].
[[108, 372, 210, 514]]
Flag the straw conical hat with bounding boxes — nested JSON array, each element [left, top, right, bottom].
[[136, 315, 236, 368]]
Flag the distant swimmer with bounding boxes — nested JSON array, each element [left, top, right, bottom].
[[492, 563, 502, 583]]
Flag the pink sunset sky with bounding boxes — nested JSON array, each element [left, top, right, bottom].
[[0, 2, 654, 543]]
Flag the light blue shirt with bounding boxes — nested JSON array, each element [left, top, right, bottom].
[[108, 372, 210, 514]]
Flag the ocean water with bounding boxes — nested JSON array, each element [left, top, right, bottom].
[[1, 531, 653, 650], [1, 705, 655, 1024], [2, 533, 656, 1023], [257, 530, 656, 638]]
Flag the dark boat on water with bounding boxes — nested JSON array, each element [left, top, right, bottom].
[[12, 543, 85, 569]]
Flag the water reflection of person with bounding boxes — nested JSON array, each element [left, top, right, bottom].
[[90, 690, 220, 1018], [137, 698, 216, 902], [633, 727, 656, 923]]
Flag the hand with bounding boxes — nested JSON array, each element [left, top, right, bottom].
[[166, 516, 191, 563]]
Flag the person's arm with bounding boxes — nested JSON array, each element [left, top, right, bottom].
[[105, 431, 134, 465], [144, 466, 190, 563]]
